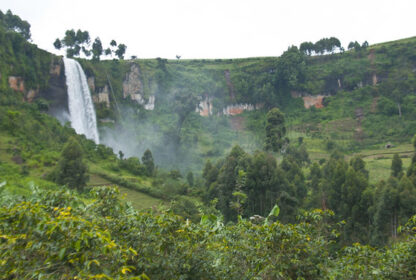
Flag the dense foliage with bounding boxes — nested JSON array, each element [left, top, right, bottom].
[[1, 186, 415, 279], [0, 10, 53, 91], [50, 137, 89, 190], [202, 144, 416, 246], [1, 9, 416, 279]]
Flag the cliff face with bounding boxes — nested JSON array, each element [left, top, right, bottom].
[[122, 64, 155, 110], [7, 75, 40, 103], [196, 96, 261, 116], [37, 59, 69, 122], [5, 56, 68, 121]]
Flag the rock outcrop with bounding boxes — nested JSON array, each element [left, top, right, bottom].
[[302, 95, 326, 109], [144, 96, 155, 110], [87, 77, 95, 93], [8, 76, 25, 92], [123, 64, 143, 100], [196, 96, 213, 116], [223, 104, 255, 115], [37, 58, 68, 122], [93, 85, 110, 108], [291, 91, 327, 109], [8, 75, 39, 102], [196, 96, 259, 116], [122, 63, 155, 110]]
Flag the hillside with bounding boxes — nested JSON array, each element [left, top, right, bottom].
[[3, 12, 416, 174], [76, 36, 416, 178], [1, 9, 416, 279]]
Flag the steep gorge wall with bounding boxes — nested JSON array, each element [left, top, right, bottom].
[[39, 59, 68, 120], [6, 56, 69, 120]]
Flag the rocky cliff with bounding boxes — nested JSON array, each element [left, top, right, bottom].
[[121, 64, 155, 110], [6, 56, 69, 122], [38, 58, 69, 122]]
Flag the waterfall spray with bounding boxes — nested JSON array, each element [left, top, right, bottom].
[[63, 58, 99, 143]]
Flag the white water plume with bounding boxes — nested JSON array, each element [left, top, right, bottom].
[[63, 58, 99, 143]]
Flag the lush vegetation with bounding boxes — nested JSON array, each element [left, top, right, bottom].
[[1, 186, 416, 279], [1, 9, 416, 279], [70, 33, 416, 174], [0, 10, 53, 91]]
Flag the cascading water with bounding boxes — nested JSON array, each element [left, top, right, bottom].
[[63, 58, 99, 143]]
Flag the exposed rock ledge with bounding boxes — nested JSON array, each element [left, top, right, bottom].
[[93, 85, 110, 108], [8, 76, 39, 102], [291, 91, 327, 109], [196, 96, 262, 116], [122, 63, 155, 110], [303, 95, 326, 109]]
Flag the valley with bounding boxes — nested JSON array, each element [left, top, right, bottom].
[[0, 8, 416, 279]]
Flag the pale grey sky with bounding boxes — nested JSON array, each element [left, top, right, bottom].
[[1, 0, 415, 59]]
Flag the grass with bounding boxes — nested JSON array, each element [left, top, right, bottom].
[[352, 144, 414, 183], [365, 156, 411, 183], [88, 173, 113, 186], [118, 185, 164, 209], [87, 172, 164, 209]]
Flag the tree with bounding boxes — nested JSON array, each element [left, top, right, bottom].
[[276, 46, 306, 89], [53, 29, 90, 58], [329, 37, 341, 52], [214, 145, 249, 221], [381, 68, 415, 117], [173, 88, 199, 144], [299, 41, 314, 55], [348, 41, 361, 52], [0, 9, 31, 40], [141, 149, 155, 176], [52, 137, 88, 190], [230, 170, 247, 216], [53, 38, 62, 50], [91, 37, 103, 61], [202, 160, 219, 188], [313, 37, 341, 54], [391, 154, 403, 178], [115, 43, 127, 59], [407, 134, 416, 178], [264, 108, 287, 152], [350, 156, 369, 179], [118, 150, 124, 160]]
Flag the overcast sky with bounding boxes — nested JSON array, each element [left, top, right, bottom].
[[1, 0, 415, 59]]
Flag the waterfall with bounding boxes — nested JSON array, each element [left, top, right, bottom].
[[63, 58, 99, 143]]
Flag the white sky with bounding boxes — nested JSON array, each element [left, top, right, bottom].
[[1, 0, 415, 59]]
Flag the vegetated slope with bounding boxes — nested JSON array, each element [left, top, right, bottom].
[[2, 7, 415, 172], [1, 10, 416, 279], [75, 36, 416, 173], [1, 185, 415, 279]]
